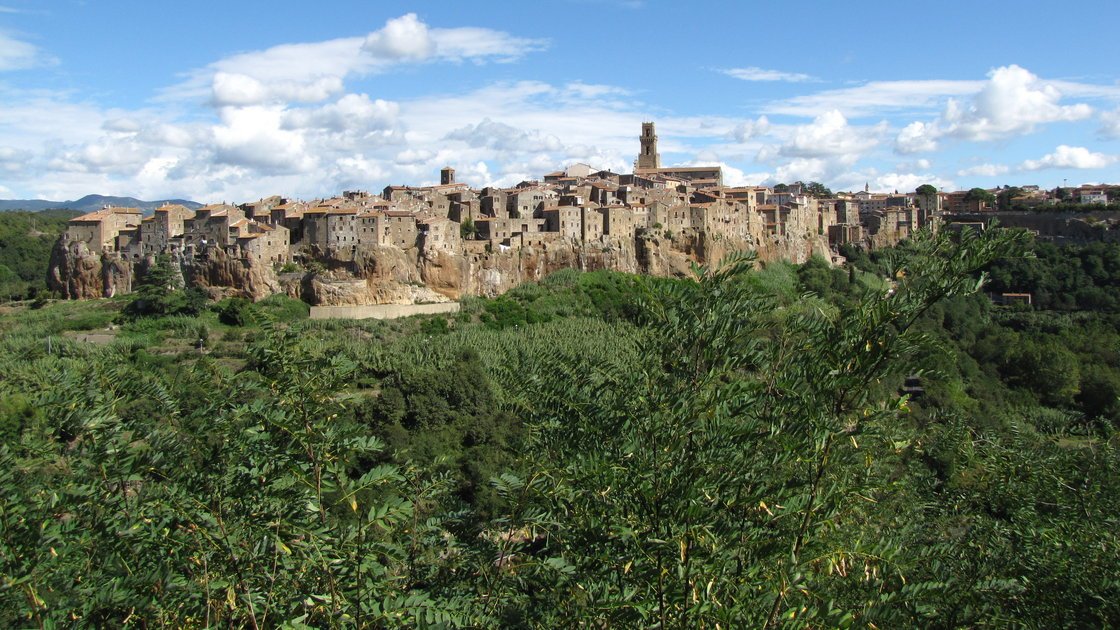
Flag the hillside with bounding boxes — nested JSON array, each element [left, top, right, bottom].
[[0, 209, 80, 300], [2, 227, 1119, 626], [0, 194, 202, 213]]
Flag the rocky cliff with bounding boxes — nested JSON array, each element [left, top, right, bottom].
[[49, 230, 827, 304], [287, 231, 827, 306], [47, 238, 133, 299], [47, 237, 279, 301]]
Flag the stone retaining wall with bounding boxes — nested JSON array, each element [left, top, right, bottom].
[[309, 302, 460, 320]]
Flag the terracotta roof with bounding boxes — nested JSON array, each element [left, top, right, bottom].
[[70, 206, 142, 222]]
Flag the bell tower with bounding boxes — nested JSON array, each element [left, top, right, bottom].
[[637, 122, 661, 170]]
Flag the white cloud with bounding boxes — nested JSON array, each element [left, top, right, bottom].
[[722, 67, 815, 83], [895, 121, 940, 154], [361, 13, 436, 60], [943, 65, 1092, 141], [770, 110, 882, 159], [211, 72, 345, 107], [871, 172, 954, 194], [212, 106, 316, 173], [771, 158, 839, 185], [445, 118, 564, 153], [428, 25, 545, 61], [1100, 107, 1120, 139], [1021, 145, 1116, 171], [164, 14, 546, 106], [563, 82, 630, 99], [283, 93, 399, 133], [829, 169, 954, 195], [889, 65, 1095, 154], [730, 116, 770, 143], [0, 30, 55, 71], [767, 79, 983, 117], [47, 140, 154, 175], [957, 163, 1009, 177]]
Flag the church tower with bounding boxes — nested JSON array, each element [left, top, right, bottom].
[[637, 122, 661, 170]]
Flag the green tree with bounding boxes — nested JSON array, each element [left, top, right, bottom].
[[915, 184, 939, 197], [804, 181, 834, 198], [460, 217, 476, 240], [998, 186, 1023, 211], [124, 255, 206, 318], [490, 227, 1028, 627], [965, 187, 996, 206]]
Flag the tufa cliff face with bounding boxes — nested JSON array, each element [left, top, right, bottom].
[[47, 236, 279, 301], [49, 230, 825, 304], [48, 238, 132, 299], [182, 246, 280, 301], [289, 230, 824, 306]]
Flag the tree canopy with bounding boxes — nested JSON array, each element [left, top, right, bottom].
[[2, 226, 1119, 627]]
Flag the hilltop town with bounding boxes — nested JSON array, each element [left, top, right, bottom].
[[46, 123, 1118, 305]]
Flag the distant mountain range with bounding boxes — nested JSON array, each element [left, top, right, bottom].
[[0, 194, 203, 214]]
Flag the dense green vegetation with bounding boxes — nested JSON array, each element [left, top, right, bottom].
[[0, 209, 79, 301], [1, 227, 1118, 627]]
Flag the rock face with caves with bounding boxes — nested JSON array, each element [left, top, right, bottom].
[[48, 238, 133, 300], [49, 231, 832, 305]]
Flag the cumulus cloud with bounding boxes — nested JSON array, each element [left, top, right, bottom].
[[283, 94, 399, 133], [892, 65, 1094, 152], [0, 30, 55, 71], [730, 116, 770, 143], [212, 106, 316, 173], [771, 110, 882, 159], [943, 65, 1092, 140], [211, 72, 345, 107], [771, 158, 840, 185], [162, 14, 546, 107], [361, 13, 436, 60], [445, 118, 562, 153], [47, 140, 155, 175], [957, 163, 1009, 177], [895, 121, 939, 154], [871, 172, 954, 194], [722, 67, 815, 83], [827, 169, 953, 195], [1021, 145, 1116, 171]]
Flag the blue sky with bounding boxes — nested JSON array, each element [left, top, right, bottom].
[[1, 0, 1118, 202]]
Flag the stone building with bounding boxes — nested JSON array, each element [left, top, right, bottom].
[[636, 122, 661, 170], [182, 204, 246, 249], [384, 211, 419, 249], [237, 222, 290, 264], [419, 216, 462, 253], [140, 204, 194, 257], [65, 206, 143, 252]]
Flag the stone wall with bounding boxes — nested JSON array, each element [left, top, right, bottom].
[[309, 302, 460, 320]]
